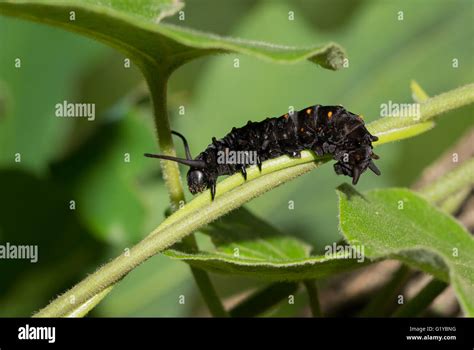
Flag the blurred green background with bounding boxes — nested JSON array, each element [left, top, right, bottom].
[[0, 0, 472, 316]]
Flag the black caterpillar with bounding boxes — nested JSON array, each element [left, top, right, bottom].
[[145, 105, 380, 200]]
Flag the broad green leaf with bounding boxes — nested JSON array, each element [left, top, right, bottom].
[[337, 184, 474, 316], [0, 1, 346, 71], [166, 207, 366, 281]]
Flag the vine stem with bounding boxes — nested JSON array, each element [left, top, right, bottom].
[[229, 283, 299, 317], [141, 63, 228, 317], [392, 279, 448, 317], [33, 83, 474, 317], [419, 158, 474, 204], [358, 265, 412, 317], [303, 280, 322, 317]]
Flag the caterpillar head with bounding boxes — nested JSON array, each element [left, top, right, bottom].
[[333, 146, 380, 184], [331, 109, 380, 184], [187, 169, 209, 194]]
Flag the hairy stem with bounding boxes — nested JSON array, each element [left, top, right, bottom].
[[142, 65, 183, 207], [419, 158, 474, 204], [141, 63, 228, 317], [369, 83, 474, 139]]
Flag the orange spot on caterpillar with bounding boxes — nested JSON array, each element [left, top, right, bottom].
[[283, 113, 289, 120], [327, 111, 333, 119], [306, 109, 312, 115]]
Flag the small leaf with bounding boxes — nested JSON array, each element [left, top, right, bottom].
[[410, 80, 430, 103], [370, 121, 435, 146], [337, 184, 474, 316], [166, 207, 366, 281]]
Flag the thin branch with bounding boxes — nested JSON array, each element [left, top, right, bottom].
[[358, 265, 412, 317], [392, 279, 448, 317], [419, 159, 474, 204], [304, 280, 322, 317], [229, 283, 299, 317]]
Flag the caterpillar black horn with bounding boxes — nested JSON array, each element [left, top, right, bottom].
[[144, 131, 206, 168], [171, 130, 193, 160], [143, 153, 206, 168]]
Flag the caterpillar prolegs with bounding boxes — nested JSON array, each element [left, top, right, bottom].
[[145, 105, 381, 200]]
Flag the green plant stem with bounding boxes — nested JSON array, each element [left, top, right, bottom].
[[142, 63, 228, 317], [392, 279, 448, 317], [34, 83, 474, 317], [419, 158, 474, 204], [369, 83, 474, 136], [420, 83, 474, 121], [439, 187, 471, 214], [141, 65, 183, 207], [304, 280, 322, 317], [189, 266, 228, 317], [359, 265, 412, 317], [229, 282, 299, 317]]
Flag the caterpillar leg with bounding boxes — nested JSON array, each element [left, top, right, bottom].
[[210, 180, 216, 200], [240, 165, 247, 180], [256, 154, 262, 172]]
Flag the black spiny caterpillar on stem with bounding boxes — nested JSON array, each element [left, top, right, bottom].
[[145, 105, 381, 200]]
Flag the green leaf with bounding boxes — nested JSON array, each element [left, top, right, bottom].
[[165, 207, 366, 281], [0, 16, 107, 174], [410, 80, 430, 103], [82, 0, 184, 22], [337, 184, 474, 316], [0, 0, 346, 71]]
